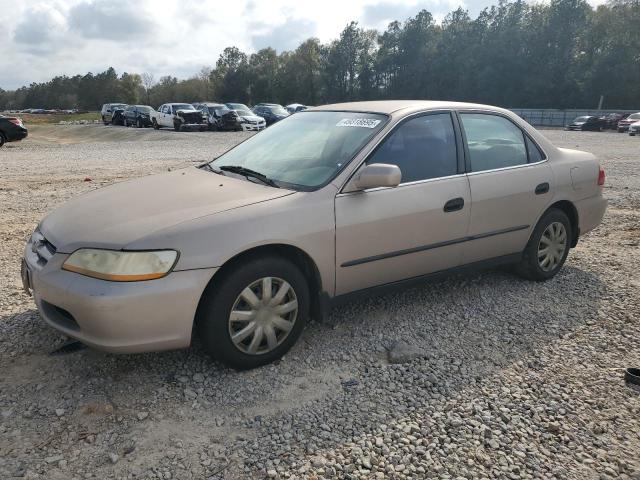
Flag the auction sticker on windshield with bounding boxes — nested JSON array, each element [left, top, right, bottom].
[[336, 118, 382, 128]]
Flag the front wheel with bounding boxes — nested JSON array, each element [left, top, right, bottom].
[[137, 119, 143, 128], [515, 209, 572, 281], [197, 256, 309, 370], [174, 122, 182, 132], [0, 132, 6, 147], [102, 116, 109, 125], [152, 119, 159, 130]]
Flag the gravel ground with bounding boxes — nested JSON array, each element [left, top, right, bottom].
[[0, 125, 639, 480]]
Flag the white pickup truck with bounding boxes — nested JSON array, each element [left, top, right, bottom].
[[151, 103, 207, 131]]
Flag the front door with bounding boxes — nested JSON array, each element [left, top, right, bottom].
[[335, 112, 471, 295]]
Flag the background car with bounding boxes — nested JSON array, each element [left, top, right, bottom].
[[194, 102, 242, 131], [123, 105, 155, 128], [0, 115, 28, 147], [566, 115, 605, 131], [617, 112, 640, 132], [225, 103, 266, 131], [152, 103, 207, 131], [252, 103, 289, 126], [599, 112, 627, 130], [111, 105, 128, 126], [100, 103, 127, 125], [285, 103, 309, 114], [629, 121, 640, 136]]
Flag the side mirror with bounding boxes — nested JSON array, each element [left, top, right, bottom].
[[344, 163, 402, 192]]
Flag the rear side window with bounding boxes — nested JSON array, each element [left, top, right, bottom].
[[460, 114, 528, 172], [526, 136, 544, 163], [366, 113, 458, 183]]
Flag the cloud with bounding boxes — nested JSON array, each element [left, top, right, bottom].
[[13, 4, 67, 52], [250, 17, 318, 52], [68, 0, 153, 40]]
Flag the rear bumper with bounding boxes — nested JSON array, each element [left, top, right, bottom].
[[575, 194, 607, 237], [24, 248, 216, 353]]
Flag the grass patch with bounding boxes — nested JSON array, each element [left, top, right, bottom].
[[16, 112, 101, 125]]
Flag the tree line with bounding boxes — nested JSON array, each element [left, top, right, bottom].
[[1, 0, 638, 111]]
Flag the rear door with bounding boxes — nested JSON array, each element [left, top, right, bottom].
[[458, 111, 552, 264], [335, 111, 471, 295]]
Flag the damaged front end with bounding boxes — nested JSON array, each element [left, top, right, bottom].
[[175, 110, 208, 131]]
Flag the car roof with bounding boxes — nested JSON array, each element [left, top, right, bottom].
[[311, 100, 513, 116]]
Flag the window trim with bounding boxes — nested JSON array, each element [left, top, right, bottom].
[[455, 109, 547, 175], [338, 110, 464, 194]]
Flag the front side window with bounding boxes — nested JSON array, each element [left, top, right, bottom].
[[212, 111, 387, 189], [366, 113, 458, 183], [460, 113, 528, 172]]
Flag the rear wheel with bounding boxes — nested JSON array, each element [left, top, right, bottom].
[[515, 208, 571, 281], [197, 256, 309, 370]]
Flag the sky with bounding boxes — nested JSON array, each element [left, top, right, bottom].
[[0, 0, 605, 90]]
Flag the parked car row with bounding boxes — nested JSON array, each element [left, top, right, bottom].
[[565, 112, 640, 135], [99, 101, 303, 132]]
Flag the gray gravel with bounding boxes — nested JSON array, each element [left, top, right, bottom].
[[1, 125, 639, 479]]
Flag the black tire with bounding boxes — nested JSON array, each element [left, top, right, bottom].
[[618, 128, 624, 133], [515, 208, 572, 281], [174, 121, 181, 132], [102, 116, 109, 125], [137, 119, 142, 128], [197, 256, 309, 370], [124, 119, 129, 127], [152, 119, 159, 130], [0, 132, 6, 147]]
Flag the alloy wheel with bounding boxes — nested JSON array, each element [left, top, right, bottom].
[[228, 277, 298, 355], [538, 222, 567, 272]]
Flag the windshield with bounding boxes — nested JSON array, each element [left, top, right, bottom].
[[628, 113, 640, 120], [137, 106, 153, 113], [210, 106, 230, 115], [267, 106, 288, 115], [212, 111, 387, 189], [173, 104, 195, 112], [574, 116, 590, 122]]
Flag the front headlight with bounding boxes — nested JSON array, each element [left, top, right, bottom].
[[62, 249, 178, 281]]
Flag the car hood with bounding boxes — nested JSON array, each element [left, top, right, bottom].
[[40, 167, 294, 253]]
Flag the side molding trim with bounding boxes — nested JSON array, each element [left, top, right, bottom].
[[341, 225, 529, 268]]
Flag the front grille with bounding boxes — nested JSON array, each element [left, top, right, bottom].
[[180, 112, 203, 123], [30, 230, 56, 267]]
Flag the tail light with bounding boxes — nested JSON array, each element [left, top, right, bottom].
[[598, 166, 606, 186], [8, 117, 23, 127]]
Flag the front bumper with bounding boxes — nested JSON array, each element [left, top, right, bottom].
[[179, 123, 208, 131], [23, 245, 217, 353], [241, 122, 266, 131]]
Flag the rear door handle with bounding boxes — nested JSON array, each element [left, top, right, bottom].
[[535, 182, 550, 195], [444, 197, 465, 212]]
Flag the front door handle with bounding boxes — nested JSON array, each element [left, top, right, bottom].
[[535, 182, 550, 195], [444, 197, 465, 212]]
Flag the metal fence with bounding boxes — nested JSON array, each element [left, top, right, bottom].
[[509, 108, 640, 127]]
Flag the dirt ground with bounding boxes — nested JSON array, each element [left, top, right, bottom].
[[0, 124, 639, 480]]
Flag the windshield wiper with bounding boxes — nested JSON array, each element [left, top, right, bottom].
[[198, 162, 224, 174], [219, 165, 280, 188]]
